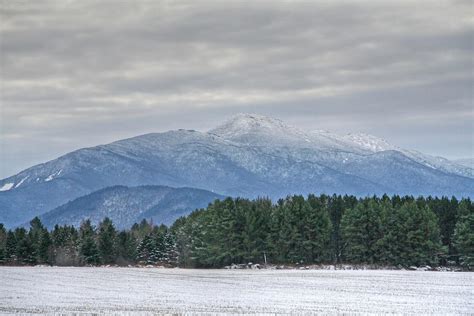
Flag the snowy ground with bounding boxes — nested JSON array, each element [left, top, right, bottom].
[[0, 267, 472, 314]]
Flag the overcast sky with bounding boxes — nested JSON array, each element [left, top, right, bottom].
[[0, 0, 473, 178]]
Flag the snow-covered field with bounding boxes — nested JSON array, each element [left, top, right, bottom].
[[0, 267, 472, 314]]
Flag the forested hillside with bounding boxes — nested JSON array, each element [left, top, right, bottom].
[[0, 195, 472, 269]]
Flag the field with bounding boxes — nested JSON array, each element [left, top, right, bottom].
[[0, 267, 472, 314]]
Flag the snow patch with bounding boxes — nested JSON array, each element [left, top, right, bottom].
[[45, 169, 63, 182], [14, 176, 29, 188], [0, 183, 14, 191]]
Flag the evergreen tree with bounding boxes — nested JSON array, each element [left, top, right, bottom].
[[28, 217, 52, 264], [283, 196, 309, 264], [5, 230, 17, 263], [453, 203, 474, 269], [328, 195, 345, 263], [151, 228, 167, 264], [341, 199, 384, 264], [116, 231, 137, 264], [15, 227, 35, 265], [0, 224, 6, 264], [51, 225, 79, 265], [97, 218, 117, 264], [378, 202, 441, 266], [37, 228, 52, 264], [197, 198, 238, 267], [240, 198, 272, 264], [162, 231, 179, 265], [170, 213, 200, 268], [136, 234, 155, 264], [79, 220, 100, 265], [305, 195, 332, 263], [428, 196, 459, 254]]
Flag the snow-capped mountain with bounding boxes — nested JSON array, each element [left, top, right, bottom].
[[0, 113, 472, 227], [38, 185, 222, 229]]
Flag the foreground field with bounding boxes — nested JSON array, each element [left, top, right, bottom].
[[0, 267, 472, 314]]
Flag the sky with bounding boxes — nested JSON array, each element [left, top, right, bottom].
[[0, 0, 473, 178]]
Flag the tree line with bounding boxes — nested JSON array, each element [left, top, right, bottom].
[[0, 195, 472, 269], [0, 218, 177, 267]]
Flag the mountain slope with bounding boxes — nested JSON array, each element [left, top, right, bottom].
[[454, 158, 474, 168], [343, 133, 473, 178], [39, 185, 223, 229], [1, 113, 473, 227]]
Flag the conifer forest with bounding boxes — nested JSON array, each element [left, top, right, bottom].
[[0, 195, 472, 270]]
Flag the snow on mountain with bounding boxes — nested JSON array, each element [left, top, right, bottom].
[[209, 113, 367, 153], [210, 114, 473, 178], [0, 113, 472, 227], [0, 183, 14, 192], [209, 113, 316, 148], [402, 150, 474, 178], [344, 133, 396, 152], [343, 133, 473, 178], [454, 158, 474, 168]]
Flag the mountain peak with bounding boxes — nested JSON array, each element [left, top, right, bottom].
[[211, 113, 289, 132], [209, 113, 307, 145]]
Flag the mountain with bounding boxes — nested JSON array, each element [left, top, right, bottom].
[[1, 113, 473, 227], [38, 185, 222, 229], [454, 158, 474, 168]]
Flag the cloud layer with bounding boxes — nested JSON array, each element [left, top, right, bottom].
[[1, 0, 473, 178]]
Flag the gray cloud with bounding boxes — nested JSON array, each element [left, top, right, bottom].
[[0, 0, 473, 178]]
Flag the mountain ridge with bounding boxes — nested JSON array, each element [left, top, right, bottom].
[[38, 185, 223, 229]]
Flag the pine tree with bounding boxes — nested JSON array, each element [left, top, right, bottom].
[[306, 195, 332, 263], [51, 225, 79, 265], [116, 231, 137, 264], [283, 196, 308, 264], [5, 230, 17, 263], [15, 227, 35, 265], [136, 234, 155, 264], [328, 195, 346, 263], [27, 218, 52, 264], [37, 229, 52, 264], [0, 224, 6, 264], [341, 199, 384, 264], [453, 203, 474, 269], [97, 218, 117, 264], [428, 196, 459, 254], [162, 231, 178, 265], [151, 230, 166, 264], [378, 202, 441, 266], [170, 214, 197, 268], [79, 220, 100, 265], [239, 198, 272, 264]]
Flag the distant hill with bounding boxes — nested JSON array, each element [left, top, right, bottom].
[[38, 185, 223, 229], [1, 113, 473, 227]]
